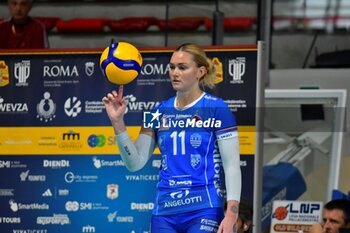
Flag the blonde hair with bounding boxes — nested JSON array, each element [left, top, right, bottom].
[[175, 43, 216, 89]]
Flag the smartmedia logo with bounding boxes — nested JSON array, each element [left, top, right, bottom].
[[143, 110, 222, 129]]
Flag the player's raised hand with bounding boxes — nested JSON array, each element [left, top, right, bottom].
[[102, 85, 127, 125]]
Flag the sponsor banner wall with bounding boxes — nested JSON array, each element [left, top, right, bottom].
[[270, 200, 323, 233], [0, 47, 257, 233]]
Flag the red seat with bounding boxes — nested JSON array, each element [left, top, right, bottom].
[[157, 17, 206, 31], [34, 17, 61, 31], [108, 17, 158, 31], [56, 18, 108, 33], [205, 17, 256, 31]]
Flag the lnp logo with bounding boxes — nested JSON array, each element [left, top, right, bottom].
[[37, 92, 56, 122], [107, 184, 119, 200], [229, 57, 246, 84], [0, 61, 9, 87], [143, 110, 161, 129], [14, 60, 30, 86], [85, 62, 95, 77], [64, 97, 81, 117]]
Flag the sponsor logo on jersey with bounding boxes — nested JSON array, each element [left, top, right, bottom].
[[190, 133, 202, 148], [164, 189, 203, 209], [190, 154, 201, 170], [143, 111, 221, 129]]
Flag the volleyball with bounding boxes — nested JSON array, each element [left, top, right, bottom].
[[100, 42, 143, 85]]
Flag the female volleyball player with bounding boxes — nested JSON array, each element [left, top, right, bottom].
[[102, 43, 242, 233]]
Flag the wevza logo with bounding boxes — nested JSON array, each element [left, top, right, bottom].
[[143, 110, 222, 129], [0, 96, 28, 114], [164, 189, 202, 209], [125, 95, 159, 114], [9, 200, 49, 212], [107, 211, 134, 223], [14, 60, 30, 86], [140, 63, 170, 76], [43, 65, 79, 77], [43, 159, 70, 169], [37, 214, 70, 225]]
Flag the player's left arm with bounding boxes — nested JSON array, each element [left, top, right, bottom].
[[214, 99, 241, 233], [217, 134, 241, 233]]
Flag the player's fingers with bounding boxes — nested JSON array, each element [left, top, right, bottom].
[[118, 85, 124, 97], [102, 97, 109, 103], [112, 90, 118, 97], [218, 224, 223, 233], [107, 93, 114, 100]]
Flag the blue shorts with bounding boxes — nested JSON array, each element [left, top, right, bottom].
[[151, 208, 224, 233]]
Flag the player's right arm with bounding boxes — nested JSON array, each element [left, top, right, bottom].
[[102, 85, 156, 172]]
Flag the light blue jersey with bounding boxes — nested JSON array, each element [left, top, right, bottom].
[[151, 93, 238, 215]]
